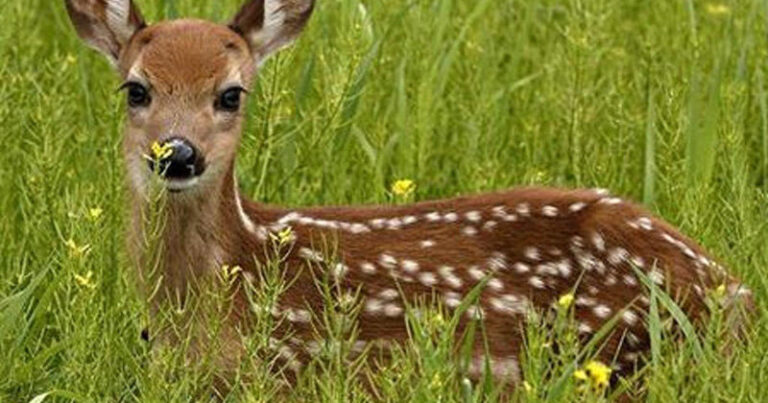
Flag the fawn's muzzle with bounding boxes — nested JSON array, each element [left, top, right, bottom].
[[148, 138, 206, 180]]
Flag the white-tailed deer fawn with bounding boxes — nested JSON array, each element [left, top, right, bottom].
[[66, 0, 753, 389]]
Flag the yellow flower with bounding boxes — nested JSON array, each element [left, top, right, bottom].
[[429, 311, 446, 328], [65, 54, 77, 64], [88, 207, 103, 221], [270, 226, 295, 246], [523, 381, 533, 393], [74, 271, 96, 289], [715, 283, 726, 294], [65, 238, 91, 258], [221, 265, 243, 279], [705, 3, 731, 16], [558, 293, 574, 309], [429, 373, 444, 390], [574, 360, 612, 389], [150, 141, 173, 160], [391, 179, 416, 197]]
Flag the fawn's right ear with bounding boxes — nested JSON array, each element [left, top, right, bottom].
[[64, 0, 146, 66]]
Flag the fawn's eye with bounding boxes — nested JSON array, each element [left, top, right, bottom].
[[120, 82, 151, 108], [216, 87, 245, 112]]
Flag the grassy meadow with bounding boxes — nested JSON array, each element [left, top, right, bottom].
[[2, 0, 768, 401]]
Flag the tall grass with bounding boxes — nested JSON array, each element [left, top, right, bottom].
[[1, 0, 767, 401]]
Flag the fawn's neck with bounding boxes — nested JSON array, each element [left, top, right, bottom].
[[130, 164, 267, 299]]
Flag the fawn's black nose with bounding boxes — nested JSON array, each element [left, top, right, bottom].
[[149, 138, 205, 179]]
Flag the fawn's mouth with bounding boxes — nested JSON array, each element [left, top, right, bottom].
[[164, 176, 200, 193]]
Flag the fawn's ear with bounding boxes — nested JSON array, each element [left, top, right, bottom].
[[229, 0, 315, 65], [64, 0, 146, 65]]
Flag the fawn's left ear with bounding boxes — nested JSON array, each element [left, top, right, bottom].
[[229, 0, 315, 65], [64, 0, 146, 66]]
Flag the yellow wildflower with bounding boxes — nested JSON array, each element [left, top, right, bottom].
[[65, 54, 77, 64], [429, 311, 446, 328], [221, 265, 243, 279], [391, 179, 416, 197], [523, 381, 533, 393], [429, 373, 444, 390], [88, 207, 103, 221], [574, 360, 612, 389], [714, 283, 727, 299], [270, 226, 295, 246], [705, 3, 731, 16], [558, 293, 574, 309], [74, 271, 96, 289], [65, 238, 91, 258], [150, 141, 173, 160]]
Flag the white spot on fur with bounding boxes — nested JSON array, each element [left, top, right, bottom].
[[443, 291, 462, 308], [402, 215, 418, 225], [515, 203, 531, 216], [386, 218, 403, 230], [444, 212, 459, 222], [466, 305, 484, 320], [648, 269, 664, 285], [599, 197, 622, 205], [379, 253, 397, 270], [365, 298, 383, 314], [576, 296, 596, 307], [439, 266, 463, 288], [569, 202, 587, 212], [487, 253, 508, 271], [514, 262, 531, 273], [593, 304, 612, 318], [556, 259, 572, 277], [591, 232, 606, 252], [383, 303, 403, 317], [463, 226, 478, 236], [622, 310, 639, 326], [369, 218, 386, 229], [528, 276, 545, 289], [542, 205, 559, 217], [401, 260, 420, 274], [420, 240, 436, 248], [607, 247, 629, 265], [487, 278, 504, 291], [637, 217, 653, 230], [468, 266, 486, 280], [536, 263, 558, 276], [524, 247, 541, 261], [489, 295, 528, 315], [623, 274, 638, 286], [578, 322, 593, 334], [379, 289, 398, 300], [360, 262, 377, 274], [425, 212, 441, 222], [286, 308, 312, 323], [419, 272, 438, 286], [332, 263, 348, 278], [299, 247, 324, 262], [465, 211, 482, 222]]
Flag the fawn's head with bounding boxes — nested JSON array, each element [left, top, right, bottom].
[[65, 0, 314, 196]]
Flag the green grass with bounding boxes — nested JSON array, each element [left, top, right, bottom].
[[2, 0, 768, 401]]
